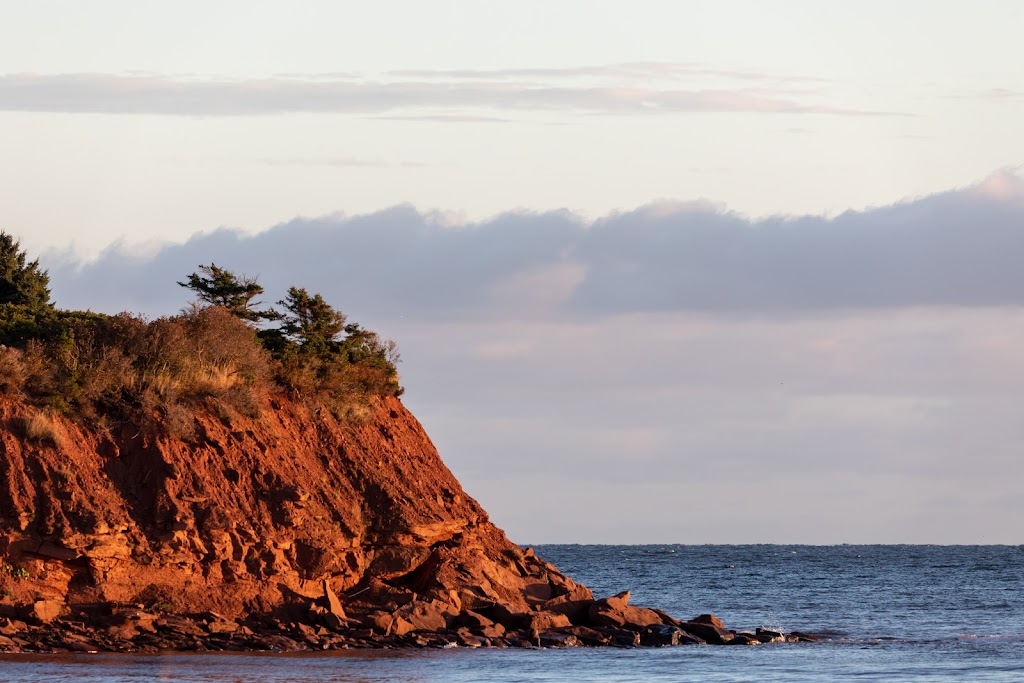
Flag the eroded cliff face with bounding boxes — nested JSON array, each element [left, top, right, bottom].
[[0, 394, 584, 620]]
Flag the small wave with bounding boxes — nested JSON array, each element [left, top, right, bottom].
[[957, 633, 1024, 643]]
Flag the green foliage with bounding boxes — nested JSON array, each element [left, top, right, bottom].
[[0, 243, 403, 434], [178, 264, 278, 323], [0, 232, 51, 311], [1, 562, 29, 580], [276, 287, 346, 358]]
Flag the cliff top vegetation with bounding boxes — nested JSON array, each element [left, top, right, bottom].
[[0, 231, 401, 438]]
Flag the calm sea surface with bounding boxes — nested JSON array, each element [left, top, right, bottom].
[[1, 545, 1021, 682]]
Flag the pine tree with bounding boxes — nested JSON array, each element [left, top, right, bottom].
[[178, 264, 277, 323], [277, 287, 346, 358], [0, 231, 52, 310]]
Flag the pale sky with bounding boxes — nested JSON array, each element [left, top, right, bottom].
[[3, 2, 1024, 543]]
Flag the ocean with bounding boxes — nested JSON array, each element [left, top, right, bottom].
[[1, 545, 1021, 681]]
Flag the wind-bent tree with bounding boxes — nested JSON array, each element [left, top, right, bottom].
[[276, 287, 346, 358], [178, 264, 277, 323], [0, 231, 52, 310]]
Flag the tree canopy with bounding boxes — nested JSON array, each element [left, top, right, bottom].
[[0, 231, 51, 310], [178, 264, 277, 323], [276, 286, 347, 358]]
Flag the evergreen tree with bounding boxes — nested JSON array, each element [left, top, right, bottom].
[[0, 231, 52, 310], [178, 264, 276, 323], [277, 287, 346, 358]]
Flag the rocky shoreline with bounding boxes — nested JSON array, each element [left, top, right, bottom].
[[0, 588, 818, 653], [0, 394, 820, 655]]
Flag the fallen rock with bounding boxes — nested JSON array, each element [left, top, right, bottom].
[[453, 609, 494, 630], [538, 630, 581, 647], [558, 625, 612, 646], [680, 619, 734, 644], [690, 613, 726, 628], [640, 624, 703, 647], [522, 611, 572, 631], [21, 600, 62, 625], [541, 594, 595, 624], [320, 580, 346, 619], [588, 597, 665, 631], [755, 627, 785, 643], [395, 600, 451, 632]]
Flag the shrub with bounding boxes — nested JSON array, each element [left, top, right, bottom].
[[24, 409, 67, 449], [0, 245, 404, 434]]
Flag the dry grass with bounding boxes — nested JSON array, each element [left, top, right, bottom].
[[24, 409, 68, 449]]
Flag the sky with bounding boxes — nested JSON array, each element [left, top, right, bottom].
[[3, 1, 1024, 543]]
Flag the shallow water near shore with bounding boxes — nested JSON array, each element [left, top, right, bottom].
[[4, 545, 1022, 682]]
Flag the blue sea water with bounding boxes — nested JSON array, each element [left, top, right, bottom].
[[1, 545, 1022, 681]]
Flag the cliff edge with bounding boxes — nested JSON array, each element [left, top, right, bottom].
[[0, 392, 586, 615]]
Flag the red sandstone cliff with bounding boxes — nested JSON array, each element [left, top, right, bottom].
[[0, 393, 587, 621]]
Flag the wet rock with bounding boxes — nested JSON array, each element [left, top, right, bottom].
[[680, 619, 734, 644], [606, 627, 641, 647], [252, 634, 304, 651], [690, 613, 726, 628], [478, 623, 505, 639], [455, 628, 487, 647], [727, 633, 760, 645], [538, 630, 581, 647], [640, 624, 702, 646], [558, 625, 613, 646], [755, 627, 785, 643]]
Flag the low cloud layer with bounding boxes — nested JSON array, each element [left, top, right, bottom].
[[0, 69, 878, 117], [49, 170, 1024, 322], [41, 172, 1024, 543]]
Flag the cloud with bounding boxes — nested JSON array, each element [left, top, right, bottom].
[[36, 169, 1024, 543], [256, 156, 434, 169], [388, 62, 830, 85], [47, 170, 1024, 322], [0, 71, 884, 117]]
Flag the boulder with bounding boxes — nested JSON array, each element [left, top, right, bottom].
[[538, 631, 581, 647], [680, 620, 734, 644], [320, 579, 346, 619], [604, 590, 631, 611], [455, 629, 487, 647], [589, 599, 665, 631], [640, 624, 707, 646], [394, 600, 451, 632], [605, 627, 641, 647], [522, 611, 572, 631], [21, 600, 62, 625], [453, 610, 494, 630], [690, 613, 726, 628], [541, 594, 595, 624], [755, 627, 785, 644], [0, 618, 26, 636], [478, 623, 506, 639], [558, 625, 613, 646]]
